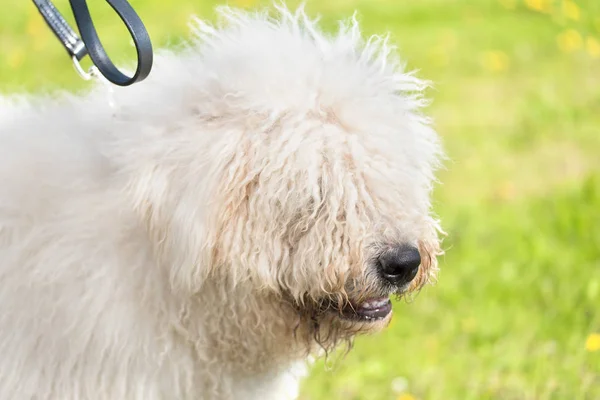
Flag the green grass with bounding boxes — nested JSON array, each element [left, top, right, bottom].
[[2, 0, 599, 398]]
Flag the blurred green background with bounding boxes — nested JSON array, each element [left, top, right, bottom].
[[1, 0, 599, 399]]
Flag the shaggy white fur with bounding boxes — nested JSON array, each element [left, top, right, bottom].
[[0, 5, 443, 399]]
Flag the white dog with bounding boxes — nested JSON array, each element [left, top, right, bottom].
[[0, 5, 442, 399]]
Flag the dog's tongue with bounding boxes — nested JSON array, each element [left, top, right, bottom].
[[354, 297, 392, 320]]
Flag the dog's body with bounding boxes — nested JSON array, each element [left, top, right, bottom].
[[0, 6, 442, 399]]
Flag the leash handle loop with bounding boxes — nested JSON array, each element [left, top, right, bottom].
[[32, 0, 153, 86]]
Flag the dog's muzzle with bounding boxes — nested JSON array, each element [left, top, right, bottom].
[[306, 244, 423, 323], [377, 244, 421, 287]]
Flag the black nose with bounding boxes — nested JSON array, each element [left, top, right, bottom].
[[378, 245, 421, 286]]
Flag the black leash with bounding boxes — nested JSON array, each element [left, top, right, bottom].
[[32, 0, 153, 86]]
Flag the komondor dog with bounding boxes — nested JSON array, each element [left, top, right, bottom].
[[0, 5, 443, 400]]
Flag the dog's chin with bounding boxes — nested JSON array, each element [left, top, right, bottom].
[[322, 295, 394, 333], [338, 296, 393, 321]]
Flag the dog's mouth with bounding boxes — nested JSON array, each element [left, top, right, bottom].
[[324, 296, 392, 322]]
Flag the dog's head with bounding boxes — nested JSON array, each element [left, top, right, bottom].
[[128, 6, 443, 352], [201, 106, 443, 350]]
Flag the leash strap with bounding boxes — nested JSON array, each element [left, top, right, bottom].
[[32, 0, 153, 86]]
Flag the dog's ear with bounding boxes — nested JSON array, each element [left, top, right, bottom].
[[128, 167, 217, 294]]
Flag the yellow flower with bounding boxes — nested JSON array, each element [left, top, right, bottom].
[[26, 8, 50, 51], [481, 51, 510, 72], [524, 0, 551, 13], [8, 49, 25, 70], [441, 30, 458, 49], [585, 333, 600, 352], [562, 1, 580, 21], [397, 394, 417, 400], [497, 181, 516, 200], [27, 15, 44, 38], [557, 29, 582, 52], [586, 37, 600, 59]]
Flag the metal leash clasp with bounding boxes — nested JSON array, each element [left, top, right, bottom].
[[32, 0, 153, 86]]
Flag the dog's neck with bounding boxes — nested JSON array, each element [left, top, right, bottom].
[[171, 279, 308, 375]]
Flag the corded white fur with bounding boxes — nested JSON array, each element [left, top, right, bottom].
[[0, 4, 443, 399]]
